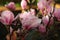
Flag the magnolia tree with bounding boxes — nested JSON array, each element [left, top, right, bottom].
[[0, 0, 60, 40]]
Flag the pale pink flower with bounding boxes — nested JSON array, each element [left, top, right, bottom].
[[37, 0, 47, 10], [19, 11, 41, 30], [47, 0, 53, 4], [0, 10, 14, 25], [42, 15, 49, 26], [5, 2, 16, 10], [30, 9, 36, 15], [41, 5, 52, 15], [21, 0, 27, 10], [37, 0, 47, 15], [53, 8, 60, 21], [37, 0, 53, 15], [42, 15, 54, 26], [37, 1, 45, 10], [46, 5, 52, 13]]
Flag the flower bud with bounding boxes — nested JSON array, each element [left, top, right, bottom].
[[5, 2, 16, 10], [21, 0, 27, 10]]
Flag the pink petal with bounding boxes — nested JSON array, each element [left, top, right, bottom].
[[39, 24, 46, 33], [21, 0, 27, 10], [1, 10, 14, 25]]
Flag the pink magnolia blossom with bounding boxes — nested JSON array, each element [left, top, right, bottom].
[[42, 15, 49, 26], [37, 0, 53, 15], [53, 8, 60, 21], [46, 5, 52, 13], [37, 0, 47, 10], [30, 9, 36, 15], [0, 10, 14, 25], [42, 15, 53, 26], [21, 0, 27, 10], [19, 11, 41, 30], [37, 0, 47, 15], [41, 5, 52, 15], [5, 2, 16, 10], [47, 0, 53, 4], [39, 24, 46, 33], [37, 1, 45, 10]]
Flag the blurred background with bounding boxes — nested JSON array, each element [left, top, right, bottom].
[[0, 0, 21, 6], [0, 0, 60, 6]]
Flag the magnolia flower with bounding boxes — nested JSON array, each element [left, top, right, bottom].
[[53, 8, 60, 21], [21, 0, 27, 10], [42, 15, 53, 26], [5, 2, 16, 10], [37, 0, 48, 15], [0, 10, 14, 25], [47, 0, 53, 4], [40, 5, 52, 16], [37, 1, 45, 10], [19, 11, 41, 30], [37, 0, 53, 16], [39, 24, 46, 33], [37, 0, 47, 10], [42, 15, 49, 26], [46, 5, 52, 13], [42, 6, 53, 16], [30, 9, 36, 15]]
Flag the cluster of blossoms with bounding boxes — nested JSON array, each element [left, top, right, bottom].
[[0, 0, 60, 38]]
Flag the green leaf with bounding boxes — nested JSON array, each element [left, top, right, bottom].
[[16, 3, 20, 7], [33, 0, 38, 5], [25, 29, 41, 40]]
